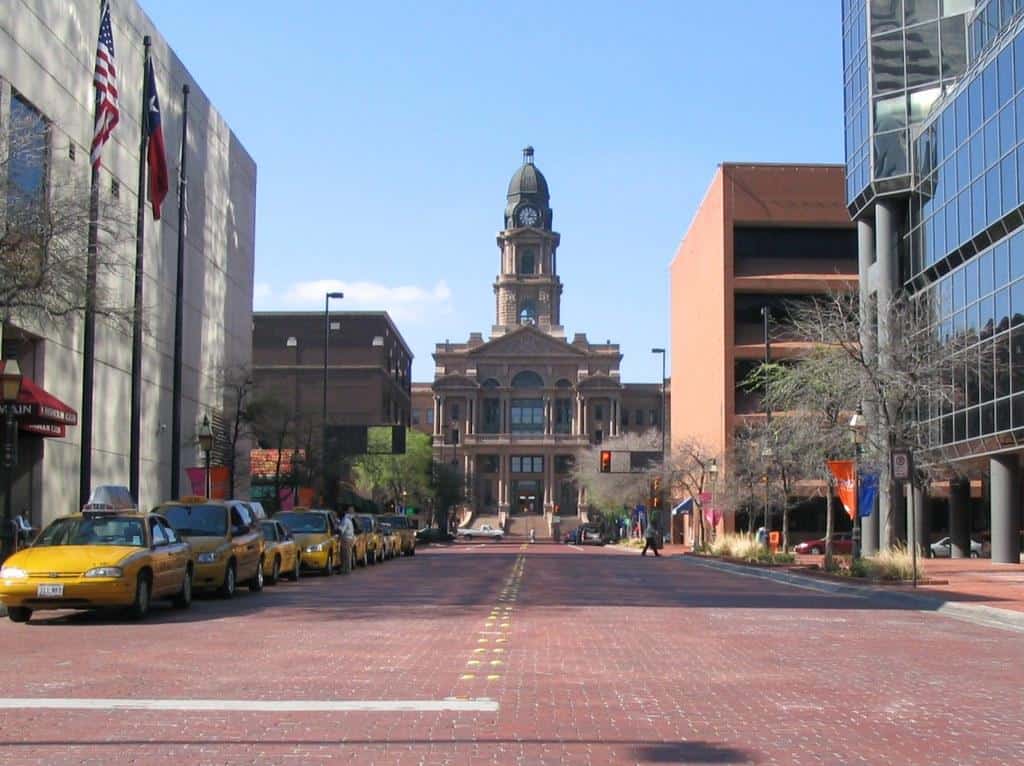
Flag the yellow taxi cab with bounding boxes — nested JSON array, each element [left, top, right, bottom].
[[379, 514, 416, 556], [275, 509, 341, 575], [356, 515, 384, 565], [0, 486, 194, 623], [154, 497, 264, 597], [379, 522, 400, 560], [258, 519, 301, 584]]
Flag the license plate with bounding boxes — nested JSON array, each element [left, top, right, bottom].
[[36, 584, 64, 597]]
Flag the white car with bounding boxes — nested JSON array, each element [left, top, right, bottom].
[[928, 536, 983, 558], [457, 524, 504, 539]]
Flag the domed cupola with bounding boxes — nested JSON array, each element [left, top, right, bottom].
[[505, 146, 553, 230]]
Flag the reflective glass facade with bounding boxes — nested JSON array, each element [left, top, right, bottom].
[[969, 0, 1024, 60], [910, 13, 1024, 451], [843, 0, 973, 214]]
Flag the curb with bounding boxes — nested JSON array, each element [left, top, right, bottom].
[[681, 554, 1024, 634], [0, 605, 5, 618]]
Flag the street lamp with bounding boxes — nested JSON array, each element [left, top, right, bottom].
[[322, 291, 344, 504], [706, 458, 719, 549], [197, 414, 214, 499], [761, 443, 773, 538], [1, 359, 24, 558], [651, 348, 666, 457], [849, 405, 867, 560], [291, 448, 303, 509], [286, 336, 299, 419]]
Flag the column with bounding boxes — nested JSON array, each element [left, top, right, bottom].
[[858, 215, 879, 556], [573, 395, 581, 436], [990, 454, 1021, 564], [908, 481, 928, 558], [433, 396, 442, 437], [875, 200, 899, 549], [544, 396, 552, 436], [581, 398, 589, 437], [949, 478, 971, 559]]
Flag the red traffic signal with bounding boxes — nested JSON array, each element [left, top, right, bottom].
[[599, 450, 612, 473]]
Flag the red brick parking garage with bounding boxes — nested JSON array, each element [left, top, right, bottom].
[[0, 541, 1021, 765]]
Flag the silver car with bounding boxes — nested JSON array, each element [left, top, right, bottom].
[[928, 536, 984, 558]]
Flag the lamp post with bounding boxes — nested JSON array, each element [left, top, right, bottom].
[[651, 348, 666, 458], [197, 414, 214, 499], [849, 405, 867, 561], [2, 360, 24, 559], [321, 291, 344, 504], [291, 448, 303, 509], [761, 443, 773, 536], [286, 335, 299, 418], [707, 458, 718, 549]]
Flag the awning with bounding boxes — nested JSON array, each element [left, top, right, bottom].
[[0, 376, 78, 438], [671, 497, 694, 515]]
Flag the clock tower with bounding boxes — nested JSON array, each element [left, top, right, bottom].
[[493, 146, 564, 338]]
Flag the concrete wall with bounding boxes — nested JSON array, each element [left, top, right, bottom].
[[2, 0, 256, 518]]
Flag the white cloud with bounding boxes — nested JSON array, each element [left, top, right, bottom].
[[253, 283, 272, 304], [257, 279, 454, 322]]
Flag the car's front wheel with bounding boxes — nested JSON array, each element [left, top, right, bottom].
[[322, 553, 333, 576], [810, 546, 821, 555], [7, 607, 31, 623], [172, 568, 193, 609], [249, 559, 264, 592], [219, 562, 237, 599], [289, 554, 301, 581], [268, 557, 281, 585], [129, 574, 152, 619], [970, 550, 980, 559]]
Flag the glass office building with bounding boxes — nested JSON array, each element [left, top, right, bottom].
[[843, 0, 1024, 563]]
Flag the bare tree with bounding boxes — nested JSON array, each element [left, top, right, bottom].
[[763, 291, 958, 550], [250, 394, 298, 512], [2, 96, 132, 330], [570, 429, 661, 522], [216, 365, 260, 499], [660, 435, 720, 549]]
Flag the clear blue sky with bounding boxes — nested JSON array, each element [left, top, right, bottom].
[[143, 0, 845, 383]]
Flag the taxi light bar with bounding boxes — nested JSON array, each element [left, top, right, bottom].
[[82, 485, 137, 514]]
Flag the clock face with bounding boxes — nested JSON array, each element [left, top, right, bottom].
[[517, 206, 540, 227]]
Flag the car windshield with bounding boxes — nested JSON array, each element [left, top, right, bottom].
[[277, 513, 328, 533], [161, 505, 227, 536], [35, 516, 145, 547], [260, 522, 279, 541], [358, 517, 375, 531], [381, 516, 407, 529]]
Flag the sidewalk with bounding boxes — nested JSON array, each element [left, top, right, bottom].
[[676, 551, 1024, 632]]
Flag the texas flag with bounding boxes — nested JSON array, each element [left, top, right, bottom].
[[144, 56, 169, 219]]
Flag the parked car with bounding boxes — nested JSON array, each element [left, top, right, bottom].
[[457, 524, 504, 539], [356, 515, 384, 564], [157, 497, 264, 597], [562, 527, 582, 544], [259, 519, 301, 583], [577, 525, 606, 546], [928, 536, 984, 558], [794, 533, 854, 555], [379, 522, 400, 560], [276, 509, 342, 575], [379, 515, 416, 556], [415, 527, 450, 544], [0, 487, 194, 622]]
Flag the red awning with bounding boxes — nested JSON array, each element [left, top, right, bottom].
[[0, 376, 78, 438]]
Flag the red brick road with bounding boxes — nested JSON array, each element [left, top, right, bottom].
[[0, 540, 1021, 764]]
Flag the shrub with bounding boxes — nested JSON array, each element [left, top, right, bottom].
[[844, 545, 917, 580], [707, 533, 794, 564]]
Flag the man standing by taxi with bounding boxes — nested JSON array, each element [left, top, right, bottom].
[[340, 506, 356, 574]]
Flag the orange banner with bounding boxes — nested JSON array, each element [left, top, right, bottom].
[[826, 460, 857, 520]]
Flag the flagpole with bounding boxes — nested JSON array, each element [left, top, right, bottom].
[[129, 35, 152, 504], [79, 166, 100, 511], [170, 83, 189, 499]]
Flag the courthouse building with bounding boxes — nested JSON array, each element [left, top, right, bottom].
[[420, 148, 667, 526], [1, 1, 256, 526], [843, 0, 1023, 562]]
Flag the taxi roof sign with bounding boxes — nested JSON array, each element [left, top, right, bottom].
[[82, 485, 137, 513]]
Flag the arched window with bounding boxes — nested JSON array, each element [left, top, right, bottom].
[[519, 301, 537, 326], [482, 379, 501, 433], [511, 370, 543, 388]]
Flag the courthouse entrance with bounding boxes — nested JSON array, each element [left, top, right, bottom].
[[513, 480, 542, 514]]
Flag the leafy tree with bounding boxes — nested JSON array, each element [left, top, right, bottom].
[[660, 435, 720, 549], [570, 429, 661, 519], [351, 429, 435, 510]]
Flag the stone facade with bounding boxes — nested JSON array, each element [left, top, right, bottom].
[[422, 149, 668, 525]]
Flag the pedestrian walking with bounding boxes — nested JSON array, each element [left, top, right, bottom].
[[641, 521, 661, 557], [340, 506, 356, 574], [756, 526, 768, 547]]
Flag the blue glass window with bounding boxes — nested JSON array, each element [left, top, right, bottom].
[[980, 248, 995, 296], [985, 119, 1000, 169], [986, 167, 1001, 226], [1012, 232, 1024, 280], [956, 91, 970, 144], [998, 42, 1015, 101], [999, 105, 1016, 158], [996, 240, 1012, 285], [1012, 280, 1024, 325], [970, 132, 985, 179], [1002, 153, 1018, 216], [983, 62, 999, 121], [972, 178, 987, 232]]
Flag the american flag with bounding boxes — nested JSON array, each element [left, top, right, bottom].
[[91, 0, 119, 169]]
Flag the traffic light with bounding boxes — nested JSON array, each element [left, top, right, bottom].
[[599, 450, 612, 473], [650, 477, 662, 509]]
